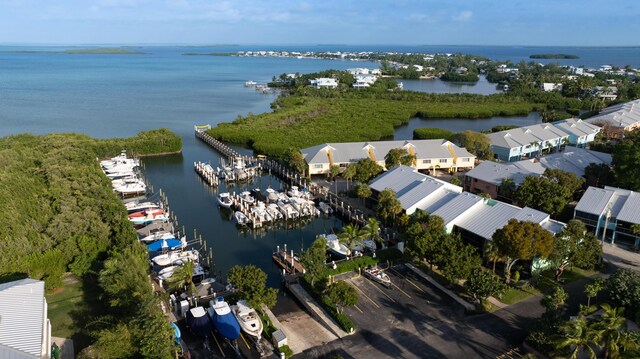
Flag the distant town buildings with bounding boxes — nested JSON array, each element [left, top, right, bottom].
[[301, 139, 476, 176], [574, 186, 640, 248], [486, 120, 601, 162], [0, 278, 51, 359], [464, 147, 612, 198]]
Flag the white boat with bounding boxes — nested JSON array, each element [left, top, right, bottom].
[[266, 203, 283, 220], [277, 201, 299, 220], [230, 300, 263, 339], [152, 249, 200, 267], [217, 192, 233, 208], [287, 186, 301, 198], [139, 231, 174, 243], [250, 203, 272, 223], [100, 151, 139, 169], [239, 191, 255, 205], [323, 234, 349, 257], [265, 188, 280, 203], [114, 181, 146, 195], [126, 201, 161, 214], [158, 262, 206, 281], [234, 211, 250, 226], [364, 266, 391, 287], [244, 80, 257, 87], [130, 211, 168, 225], [318, 201, 333, 214]]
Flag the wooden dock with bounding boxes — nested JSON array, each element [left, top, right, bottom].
[[272, 245, 305, 275], [194, 161, 219, 186]]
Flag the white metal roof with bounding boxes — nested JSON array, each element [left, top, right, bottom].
[[430, 192, 484, 225], [0, 279, 46, 359], [617, 191, 640, 224], [553, 118, 601, 138], [456, 202, 552, 240], [487, 123, 570, 150], [575, 186, 640, 225], [368, 165, 426, 193], [575, 187, 616, 216], [465, 161, 534, 186], [417, 188, 460, 214], [585, 99, 640, 129]]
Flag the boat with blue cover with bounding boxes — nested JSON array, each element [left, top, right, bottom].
[[147, 236, 186, 252], [207, 296, 241, 341]]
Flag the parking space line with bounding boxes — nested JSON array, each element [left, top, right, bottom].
[[390, 268, 426, 293], [364, 277, 396, 302], [349, 279, 380, 309], [240, 332, 251, 350], [353, 304, 364, 314], [211, 330, 225, 357], [391, 282, 412, 298]]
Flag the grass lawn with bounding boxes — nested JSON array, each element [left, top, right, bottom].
[[499, 286, 541, 305], [46, 274, 104, 353]]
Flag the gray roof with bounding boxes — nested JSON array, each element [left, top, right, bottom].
[[418, 189, 460, 214], [487, 123, 570, 150], [0, 279, 46, 359], [575, 186, 640, 225], [456, 202, 553, 240], [301, 139, 474, 165], [369, 165, 462, 211], [466, 161, 534, 186], [369, 165, 425, 193], [585, 99, 640, 129], [467, 147, 611, 185], [431, 192, 483, 225], [552, 118, 601, 138]]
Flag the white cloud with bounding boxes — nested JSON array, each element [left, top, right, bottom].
[[453, 10, 472, 22]]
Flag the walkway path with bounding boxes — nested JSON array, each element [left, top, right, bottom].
[[602, 242, 640, 272], [286, 283, 352, 339]]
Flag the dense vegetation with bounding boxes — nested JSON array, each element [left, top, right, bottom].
[[208, 88, 541, 157], [413, 127, 454, 140], [0, 129, 182, 358], [529, 54, 579, 59]]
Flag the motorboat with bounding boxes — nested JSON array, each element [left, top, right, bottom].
[[364, 266, 391, 287], [239, 191, 255, 205], [100, 151, 139, 170], [147, 236, 187, 252], [318, 201, 333, 214], [157, 261, 206, 281], [128, 207, 164, 219], [265, 188, 280, 203], [251, 188, 265, 202], [277, 201, 299, 220], [230, 300, 263, 339], [130, 211, 168, 225], [186, 307, 213, 338], [113, 180, 146, 196], [323, 234, 349, 258], [250, 203, 272, 223], [287, 186, 301, 198], [152, 249, 200, 267], [208, 297, 241, 341], [244, 80, 257, 87], [126, 201, 161, 214], [266, 203, 283, 221], [234, 211, 250, 226], [217, 192, 233, 208], [139, 231, 174, 243]]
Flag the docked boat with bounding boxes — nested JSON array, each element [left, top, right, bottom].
[[234, 211, 250, 226], [244, 80, 257, 87], [239, 191, 255, 205], [277, 201, 299, 220], [113, 181, 146, 196], [323, 234, 349, 258], [364, 266, 391, 287], [157, 261, 206, 281], [265, 188, 280, 203], [266, 203, 283, 221], [139, 231, 174, 243], [147, 236, 187, 252], [186, 307, 213, 338], [126, 201, 161, 214], [287, 186, 301, 198], [250, 203, 272, 223], [230, 300, 263, 339], [130, 211, 168, 225], [208, 297, 241, 341], [128, 207, 164, 219], [100, 151, 139, 170], [318, 201, 333, 214], [217, 192, 233, 208], [152, 249, 200, 267]]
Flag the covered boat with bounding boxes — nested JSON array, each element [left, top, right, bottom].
[[208, 297, 241, 341], [231, 300, 263, 339], [147, 236, 186, 252], [186, 307, 213, 338]]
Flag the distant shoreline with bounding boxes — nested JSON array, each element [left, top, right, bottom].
[[0, 47, 146, 55], [529, 53, 579, 59]]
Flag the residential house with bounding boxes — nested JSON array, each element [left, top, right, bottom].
[[552, 118, 602, 147], [574, 186, 640, 247], [0, 279, 51, 359], [541, 83, 564, 92], [465, 147, 611, 199], [352, 74, 378, 89], [310, 78, 338, 89], [487, 123, 571, 162], [585, 99, 640, 139], [301, 139, 475, 175]]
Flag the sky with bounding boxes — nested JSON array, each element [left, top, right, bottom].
[[0, 0, 638, 46]]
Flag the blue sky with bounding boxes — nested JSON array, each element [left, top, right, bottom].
[[0, 0, 637, 46]]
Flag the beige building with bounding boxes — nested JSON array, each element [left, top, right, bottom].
[[585, 99, 640, 139], [301, 139, 476, 175]]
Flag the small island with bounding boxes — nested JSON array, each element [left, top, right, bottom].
[[529, 53, 579, 59]]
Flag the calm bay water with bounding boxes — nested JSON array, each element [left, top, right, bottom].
[[1, 44, 635, 285]]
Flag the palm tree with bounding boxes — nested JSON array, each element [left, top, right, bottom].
[[484, 240, 502, 274], [555, 315, 602, 359], [360, 218, 382, 248], [165, 260, 197, 298], [339, 224, 364, 259], [630, 223, 640, 249], [598, 304, 627, 358]]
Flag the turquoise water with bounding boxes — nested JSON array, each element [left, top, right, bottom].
[[1, 45, 636, 286]]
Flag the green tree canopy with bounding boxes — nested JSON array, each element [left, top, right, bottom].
[[228, 265, 278, 309], [549, 219, 601, 281], [301, 236, 328, 287], [325, 280, 358, 314], [375, 188, 403, 225], [464, 268, 505, 301], [492, 219, 555, 283], [351, 158, 384, 183], [338, 224, 364, 258], [515, 169, 584, 216], [584, 163, 615, 188], [605, 269, 640, 316], [612, 129, 640, 191], [353, 183, 372, 202], [384, 147, 415, 169], [451, 130, 493, 159], [283, 148, 307, 175]]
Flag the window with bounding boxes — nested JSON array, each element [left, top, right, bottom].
[[314, 164, 323, 169], [462, 158, 470, 162], [422, 159, 431, 164], [439, 159, 448, 163]]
